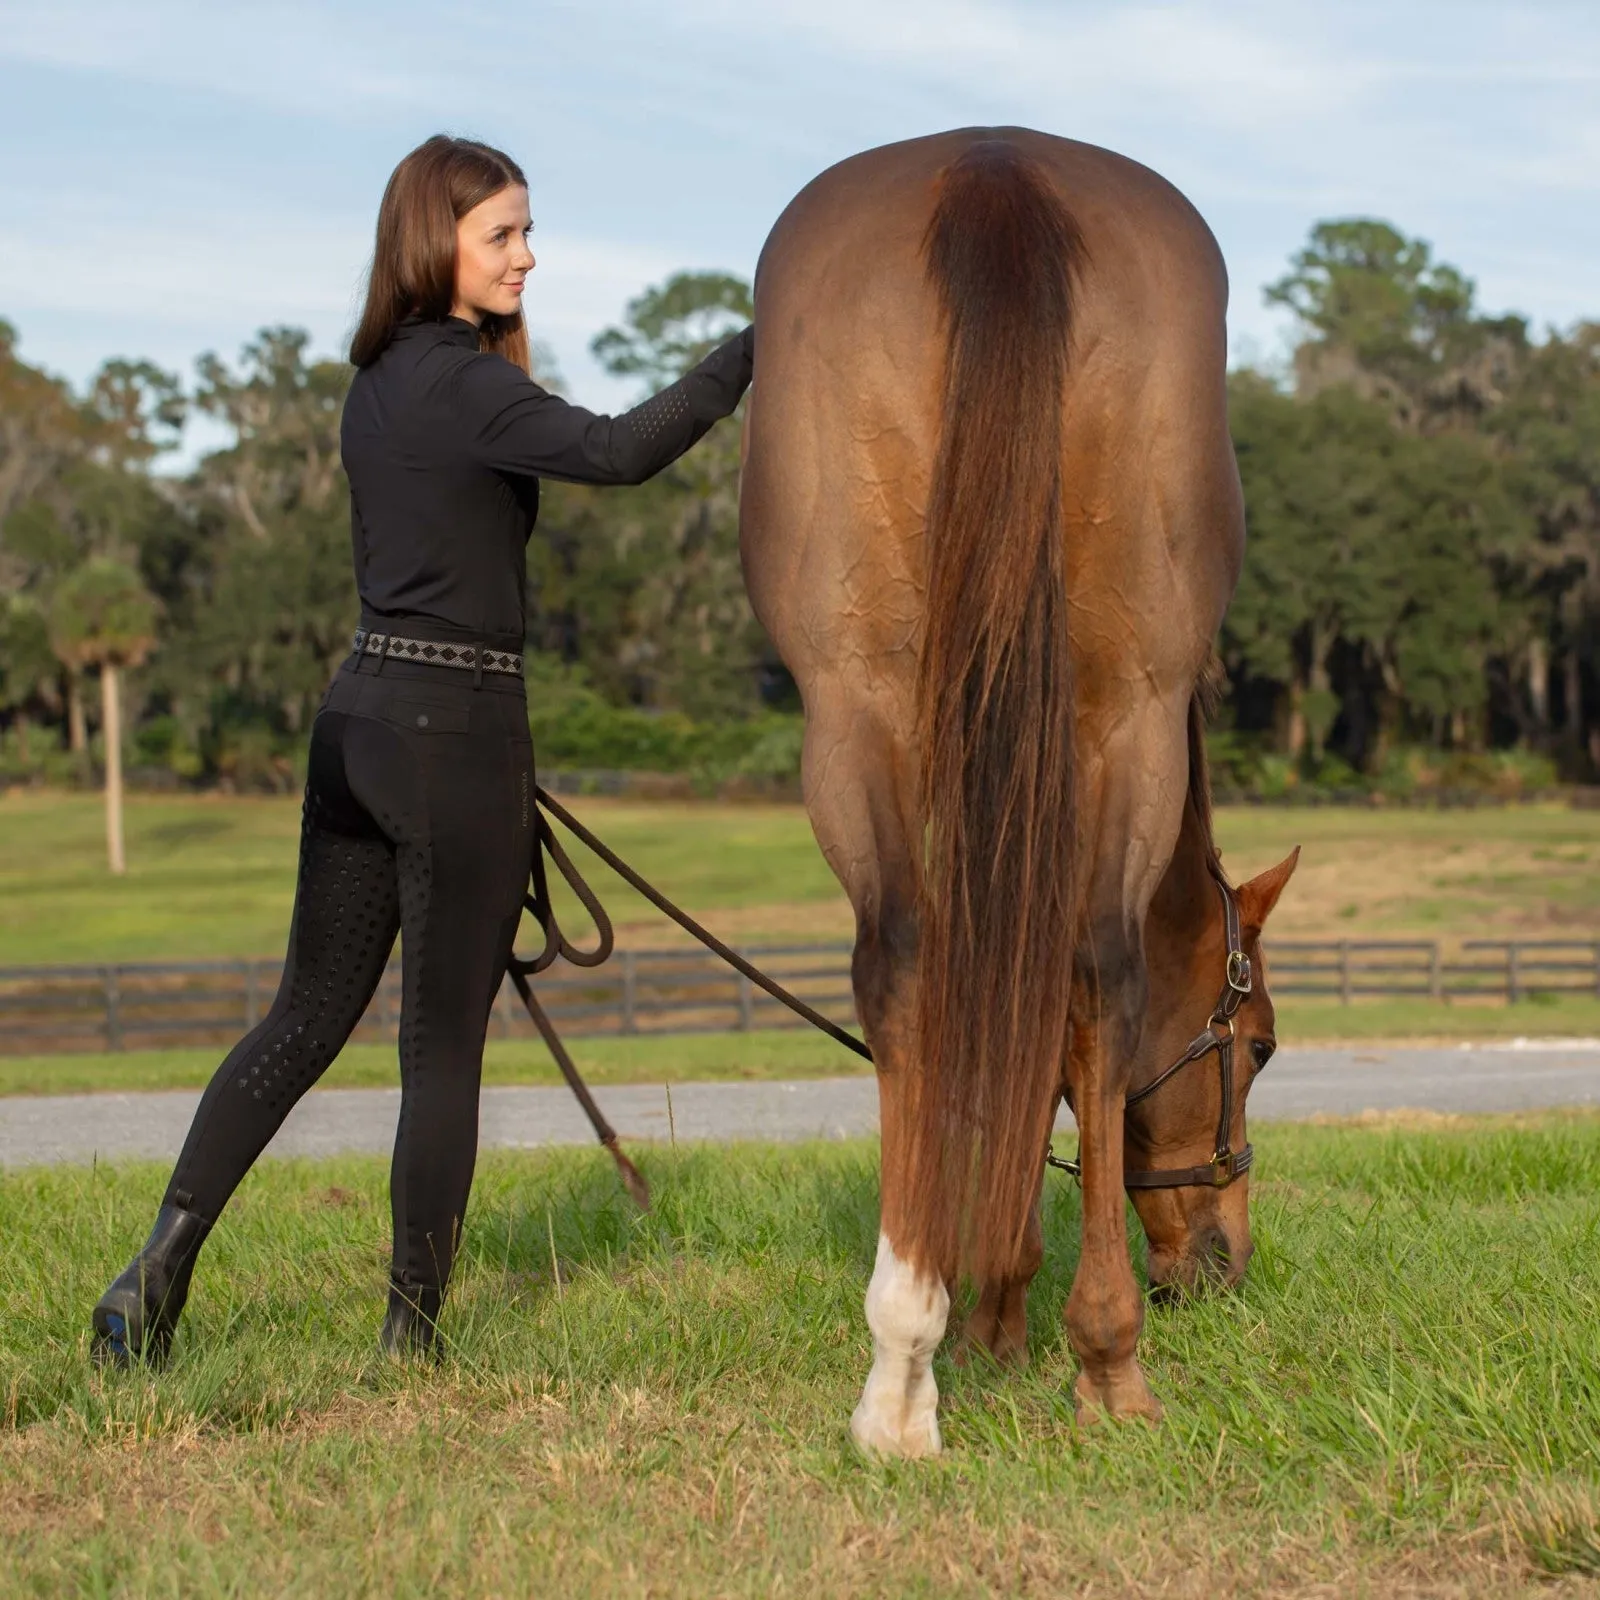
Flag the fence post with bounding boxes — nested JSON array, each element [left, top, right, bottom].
[[621, 950, 637, 1035], [244, 960, 261, 1031], [1593, 941, 1600, 1002], [1428, 942, 1442, 1001], [1507, 943, 1522, 1004], [103, 966, 123, 1051], [1338, 940, 1351, 1005], [737, 968, 755, 1031]]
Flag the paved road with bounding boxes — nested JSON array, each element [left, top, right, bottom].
[[3, 1041, 1598, 1169]]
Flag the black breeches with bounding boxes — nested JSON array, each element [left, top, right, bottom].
[[166, 660, 534, 1289]]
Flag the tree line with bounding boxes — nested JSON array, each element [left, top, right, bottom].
[[1, 220, 1597, 816], [1225, 220, 1599, 797]]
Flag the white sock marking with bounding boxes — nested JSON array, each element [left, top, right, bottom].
[[850, 1232, 950, 1457]]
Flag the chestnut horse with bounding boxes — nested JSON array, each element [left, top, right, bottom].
[[740, 127, 1298, 1455]]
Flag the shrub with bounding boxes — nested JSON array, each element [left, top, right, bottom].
[[524, 654, 803, 782], [0, 724, 78, 788], [731, 718, 805, 782], [131, 715, 204, 781], [1206, 730, 1562, 805], [208, 724, 299, 794]]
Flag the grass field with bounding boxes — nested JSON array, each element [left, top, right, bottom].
[[7, 793, 1600, 1078], [3, 1115, 1598, 1596], [0, 791, 848, 966], [6, 991, 1600, 1097], [6, 791, 1600, 969]]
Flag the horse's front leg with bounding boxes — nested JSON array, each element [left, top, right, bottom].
[[1064, 912, 1162, 1424], [960, 1192, 1043, 1369]]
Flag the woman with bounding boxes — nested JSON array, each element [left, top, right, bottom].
[[93, 135, 754, 1364]]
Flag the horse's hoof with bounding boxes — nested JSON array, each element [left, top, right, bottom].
[[1072, 1363, 1163, 1426], [850, 1385, 943, 1458]]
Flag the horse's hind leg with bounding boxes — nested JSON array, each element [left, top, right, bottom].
[[800, 702, 951, 1457]]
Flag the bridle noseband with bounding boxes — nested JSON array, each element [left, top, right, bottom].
[[1048, 865, 1255, 1191]]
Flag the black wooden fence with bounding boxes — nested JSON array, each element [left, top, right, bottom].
[[1266, 939, 1600, 1004], [3, 938, 1600, 1057], [0, 945, 859, 1056]]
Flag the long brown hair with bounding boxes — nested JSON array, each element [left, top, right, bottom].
[[349, 134, 531, 372], [907, 140, 1088, 1281]]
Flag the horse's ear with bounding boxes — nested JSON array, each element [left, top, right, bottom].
[[1237, 846, 1300, 935]]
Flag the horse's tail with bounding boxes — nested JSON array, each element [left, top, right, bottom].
[[906, 139, 1087, 1282]]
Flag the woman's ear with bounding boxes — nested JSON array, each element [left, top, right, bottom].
[[1237, 846, 1300, 936]]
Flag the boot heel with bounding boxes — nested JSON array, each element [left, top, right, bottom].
[[379, 1273, 444, 1361], [92, 1202, 212, 1369]]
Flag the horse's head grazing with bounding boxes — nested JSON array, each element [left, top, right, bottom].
[[1124, 847, 1299, 1298]]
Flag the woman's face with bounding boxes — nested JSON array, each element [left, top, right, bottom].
[[451, 185, 535, 324]]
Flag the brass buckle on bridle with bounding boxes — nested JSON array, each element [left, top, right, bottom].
[[1049, 873, 1256, 1196]]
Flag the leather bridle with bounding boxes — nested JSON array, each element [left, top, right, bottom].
[[1048, 865, 1255, 1191]]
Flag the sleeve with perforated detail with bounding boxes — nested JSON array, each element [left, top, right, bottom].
[[461, 325, 753, 487]]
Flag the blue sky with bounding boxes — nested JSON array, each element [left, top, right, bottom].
[[1, 0, 1596, 436]]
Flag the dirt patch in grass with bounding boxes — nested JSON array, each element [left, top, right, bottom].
[[1213, 806, 1600, 941]]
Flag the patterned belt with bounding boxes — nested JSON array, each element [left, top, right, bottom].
[[351, 629, 523, 676]]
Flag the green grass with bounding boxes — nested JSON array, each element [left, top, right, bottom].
[[5, 992, 1600, 1098], [10, 792, 1600, 970], [3, 1116, 1598, 1595], [1272, 991, 1600, 1042], [0, 1030, 853, 1098], [0, 792, 845, 966], [10, 792, 1600, 1071]]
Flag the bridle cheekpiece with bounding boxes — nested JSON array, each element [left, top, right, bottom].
[[1048, 864, 1256, 1191]]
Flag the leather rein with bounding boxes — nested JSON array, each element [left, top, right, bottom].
[[515, 784, 1255, 1205], [1048, 865, 1255, 1191]]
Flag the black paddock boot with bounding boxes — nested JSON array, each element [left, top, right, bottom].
[[92, 1199, 212, 1369], [379, 1274, 444, 1361]]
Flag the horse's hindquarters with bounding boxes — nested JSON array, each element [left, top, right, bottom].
[[740, 126, 1246, 1450]]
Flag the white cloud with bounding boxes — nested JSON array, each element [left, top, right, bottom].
[[0, 178, 676, 414], [0, 0, 472, 117], [1485, 119, 1600, 195], [1, 0, 1595, 404], [0, 200, 366, 334], [520, 236, 685, 342], [678, 0, 1373, 128], [521, 234, 691, 401]]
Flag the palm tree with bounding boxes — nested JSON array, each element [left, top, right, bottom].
[[49, 559, 158, 875]]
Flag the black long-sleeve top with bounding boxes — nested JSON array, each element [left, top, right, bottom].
[[340, 316, 753, 650]]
